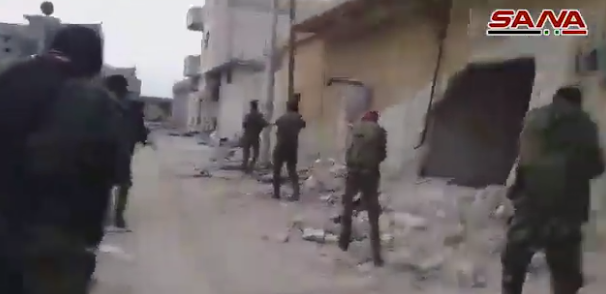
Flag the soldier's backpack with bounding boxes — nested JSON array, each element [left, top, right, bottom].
[[520, 103, 600, 213], [346, 121, 384, 169]]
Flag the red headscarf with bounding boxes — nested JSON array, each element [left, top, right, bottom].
[[361, 110, 379, 122]]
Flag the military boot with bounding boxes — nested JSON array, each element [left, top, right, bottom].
[[551, 278, 582, 294], [501, 271, 525, 294]]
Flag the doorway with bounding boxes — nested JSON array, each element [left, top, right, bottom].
[[420, 58, 536, 187]]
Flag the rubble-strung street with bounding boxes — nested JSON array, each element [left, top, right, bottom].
[[93, 132, 606, 294]]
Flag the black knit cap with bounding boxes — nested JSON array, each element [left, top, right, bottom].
[[104, 74, 129, 93], [49, 25, 103, 77], [555, 86, 582, 105]]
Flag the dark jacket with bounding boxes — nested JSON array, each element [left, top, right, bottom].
[[242, 110, 268, 144], [274, 111, 306, 150]]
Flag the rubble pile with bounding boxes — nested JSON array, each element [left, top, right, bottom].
[[278, 171, 521, 289]]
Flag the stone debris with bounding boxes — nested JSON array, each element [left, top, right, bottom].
[[391, 212, 428, 230], [302, 228, 326, 243], [259, 160, 523, 289], [450, 259, 488, 288]]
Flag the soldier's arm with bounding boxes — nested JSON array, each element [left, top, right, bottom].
[[298, 115, 306, 129], [584, 120, 604, 179], [378, 127, 387, 162]]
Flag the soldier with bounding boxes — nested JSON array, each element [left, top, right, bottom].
[[0, 25, 125, 293], [103, 74, 148, 230], [502, 86, 604, 294], [272, 99, 306, 200], [338, 110, 387, 267], [241, 100, 268, 173]]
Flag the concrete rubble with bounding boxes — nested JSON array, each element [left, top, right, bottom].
[[249, 156, 523, 289]]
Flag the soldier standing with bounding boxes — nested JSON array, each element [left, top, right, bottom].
[[502, 86, 604, 294], [338, 110, 387, 267], [103, 74, 148, 230], [241, 100, 268, 173], [272, 99, 306, 201]]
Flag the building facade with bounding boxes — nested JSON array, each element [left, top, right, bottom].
[[187, 0, 291, 140], [282, 0, 606, 246]]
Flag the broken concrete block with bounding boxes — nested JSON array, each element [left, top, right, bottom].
[[392, 212, 428, 230], [443, 223, 466, 247], [324, 234, 339, 243], [302, 228, 326, 243], [452, 260, 487, 288]]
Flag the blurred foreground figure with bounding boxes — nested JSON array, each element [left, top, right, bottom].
[[104, 75, 148, 230], [241, 100, 268, 173], [338, 110, 387, 267], [272, 99, 306, 201], [0, 25, 125, 293], [502, 86, 604, 294]]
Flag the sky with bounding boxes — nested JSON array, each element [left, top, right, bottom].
[[0, 0, 203, 97]]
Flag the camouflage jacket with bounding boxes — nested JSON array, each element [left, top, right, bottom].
[[512, 101, 604, 223]]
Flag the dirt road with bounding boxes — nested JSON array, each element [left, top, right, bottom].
[[92, 135, 371, 294], [93, 134, 605, 294]]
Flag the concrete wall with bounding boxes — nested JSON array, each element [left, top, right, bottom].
[[230, 9, 288, 61], [216, 69, 265, 140], [279, 0, 606, 174]]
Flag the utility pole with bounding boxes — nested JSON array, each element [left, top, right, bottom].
[[287, 0, 296, 103], [260, 0, 279, 165]]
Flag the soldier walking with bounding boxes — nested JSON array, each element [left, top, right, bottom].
[[0, 25, 126, 293], [272, 99, 306, 201], [338, 110, 387, 267], [502, 86, 604, 294], [103, 75, 148, 230], [241, 100, 268, 173]]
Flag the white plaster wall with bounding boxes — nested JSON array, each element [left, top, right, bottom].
[[200, 0, 230, 73], [230, 9, 289, 61], [216, 70, 265, 140]]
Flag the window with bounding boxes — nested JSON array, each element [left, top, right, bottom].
[[3, 48, 10, 53]]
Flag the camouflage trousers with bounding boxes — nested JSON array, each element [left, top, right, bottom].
[[338, 169, 383, 266], [501, 216, 583, 294], [18, 226, 94, 294]]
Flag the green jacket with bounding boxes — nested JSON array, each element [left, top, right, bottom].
[[512, 100, 604, 223]]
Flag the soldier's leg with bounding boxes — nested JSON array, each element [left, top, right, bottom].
[[241, 143, 251, 171], [501, 227, 534, 294], [249, 140, 260, 172], [272, 150, 285, 199], [114, 181, 131, 229], [285, 152, 300, 201], [361, 173, 383, 266], [115, 152, 133, 229], [545, 236, 583, 294], [338, 172, 360, 251]]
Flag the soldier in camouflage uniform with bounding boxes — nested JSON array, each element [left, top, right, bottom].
[[272, 99, 306, 200], [241, 100, 268, 173], [0, 25, 126, 293], [502, 86, 604, 294], [104, 75, 148, 230], [338, 110, 387, 267]]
